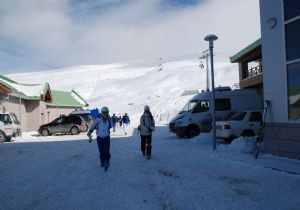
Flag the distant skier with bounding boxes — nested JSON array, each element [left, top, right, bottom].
[[87, 106, 112, 171], [111, 113, 118, 132], [122, 113, 130, 135], [139, 105, 155, 159]]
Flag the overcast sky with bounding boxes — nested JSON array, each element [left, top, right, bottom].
[[0, 0, 260, 74]]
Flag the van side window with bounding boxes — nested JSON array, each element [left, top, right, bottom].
[[192, 100, 209, 113], [215, 98, 231, 111], [249, 112, 262, 122]]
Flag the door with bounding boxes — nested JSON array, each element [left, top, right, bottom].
[[191, 100, 211, 131], [49, 117, 63, 134]]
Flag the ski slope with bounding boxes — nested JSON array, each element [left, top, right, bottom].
[[7, 59, 238, 125]]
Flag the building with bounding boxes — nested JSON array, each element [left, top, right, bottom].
[[230, 39, 263, 96], [0, 75, 89, 132], [259, 0, 300, 159], [45, 90, 89, 124]]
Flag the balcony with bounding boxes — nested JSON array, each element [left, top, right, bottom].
[[244, 64, 263, 79]]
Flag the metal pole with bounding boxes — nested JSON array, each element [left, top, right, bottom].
[[209, 45, 217, 150], [204, 34, 218, 151], [19, 92, 22, 138]]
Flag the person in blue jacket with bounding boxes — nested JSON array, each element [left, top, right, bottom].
[[122, 113, 130, 135], [87, 106, 112, 171]]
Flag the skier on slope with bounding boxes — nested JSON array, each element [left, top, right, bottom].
[[87, 106, 112, 171], [139, 105, 155, 159], [122, 113, 130, 135]]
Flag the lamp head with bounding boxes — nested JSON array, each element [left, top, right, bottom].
[[204, 34, 218, 42]]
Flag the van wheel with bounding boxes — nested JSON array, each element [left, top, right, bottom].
[[242, 130, 254, 137], [176, 133, 184, 138], [70, 127, 79, 135], [187, 125, 200, 138], [0, 132, 6, 143], [41, 128, 50, 136]]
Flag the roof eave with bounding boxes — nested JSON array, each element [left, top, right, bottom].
[[230, 38, 261, 63]]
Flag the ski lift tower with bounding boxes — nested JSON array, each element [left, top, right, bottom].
[[199, 49, 210, 91], [158, 57, 163, 71], [204, 34, 218, 151]]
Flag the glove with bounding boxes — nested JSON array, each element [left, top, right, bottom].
[[148, 128, 153, 132], [87, 132, 92, 138]]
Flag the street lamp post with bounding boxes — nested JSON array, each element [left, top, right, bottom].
[[204, 34, 218, 151]]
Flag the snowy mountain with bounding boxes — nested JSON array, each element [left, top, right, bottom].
[[7, 59, 238, 125]]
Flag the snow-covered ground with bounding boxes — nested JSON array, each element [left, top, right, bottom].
[[1, 126, 300, 210], [2, 59, 300, 209]]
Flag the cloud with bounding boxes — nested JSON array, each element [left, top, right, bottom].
[[0, 0, 260, 73]]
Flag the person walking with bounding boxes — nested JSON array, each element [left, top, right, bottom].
[[111, 113, 118, 132], [118, 114, 122, 127], [87, 106, 112, 171], [122, 113, 130, 135], [139, 105, 155, 159]]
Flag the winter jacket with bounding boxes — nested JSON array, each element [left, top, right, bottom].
[[89, 115, 112, 138], [122, 115, 130, 124], [111, 115, 118, 124], [139, 113, 155, 136]]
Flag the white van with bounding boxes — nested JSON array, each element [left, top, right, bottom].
[[169, 87, 263, 138], [0, 111, 21, 143]]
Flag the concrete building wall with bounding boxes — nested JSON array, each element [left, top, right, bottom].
[[25, 100, 43, 132], [260, 0, 300, 159], [260, 0, 288, 123]]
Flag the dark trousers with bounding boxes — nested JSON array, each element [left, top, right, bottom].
[[141, 135, 152, 156], [96, 136, 111, 164]]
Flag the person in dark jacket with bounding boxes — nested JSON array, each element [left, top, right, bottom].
[[87, 106, 112, 171], [122, 113, 130, 135], [139, 105, 155, 158], [111, 113, 118, 132]]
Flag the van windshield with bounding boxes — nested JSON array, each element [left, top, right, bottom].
[[10, 113, 20, 125], [179, 100, 198, 113]]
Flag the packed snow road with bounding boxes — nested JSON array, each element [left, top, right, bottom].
[[1, 126, 300, 210]]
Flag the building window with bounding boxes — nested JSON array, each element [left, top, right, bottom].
[[284, 0, 300, 21], [287, 62, 300, 120], [285, 19, 300, 61], [284, 0, 300, 120]]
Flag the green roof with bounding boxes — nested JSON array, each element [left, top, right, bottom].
[[230, 38, 261, 63], [47, 90, 88, 107], [0, 75, 49, 100]]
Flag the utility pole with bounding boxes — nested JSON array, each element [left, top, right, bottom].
[[199, 49, 210, 91]]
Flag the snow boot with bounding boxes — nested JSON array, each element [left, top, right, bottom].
[[104, 162, 110, 171]]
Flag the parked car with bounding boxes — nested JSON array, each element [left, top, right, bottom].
[[169, 87, 263, 138], [0, 111, 21, 143], [38, 115, 86, 136], [216, 110, 263, 142], [69, 110, 93, 131]]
